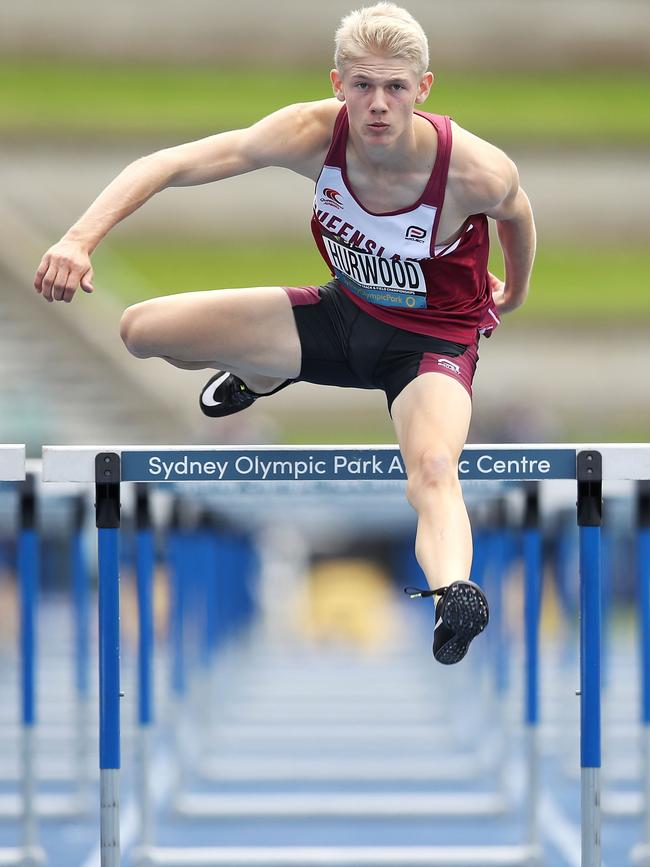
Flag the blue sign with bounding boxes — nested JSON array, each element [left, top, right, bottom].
[[121, 449, 576, 483], [459, 449, 576, 480]]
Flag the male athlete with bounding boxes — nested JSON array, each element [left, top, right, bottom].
[[34, 3, 536, 664]]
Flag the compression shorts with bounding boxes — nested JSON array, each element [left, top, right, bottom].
[[283, 280, 479, 413]]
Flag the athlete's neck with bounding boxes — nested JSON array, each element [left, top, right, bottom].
[[349, 127, 417, 173], [347, 111, 433, 178]]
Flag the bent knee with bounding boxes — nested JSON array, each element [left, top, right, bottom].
[[120, 302, 156, 358], [406, 448, 459, 504]]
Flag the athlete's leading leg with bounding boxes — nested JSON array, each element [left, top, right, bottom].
[[391, 371, 473, 590], [391, 371, 488, 663], [119, 286, 299, 391]]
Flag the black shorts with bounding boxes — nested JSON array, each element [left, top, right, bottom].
[[283, 281, 479, 413]]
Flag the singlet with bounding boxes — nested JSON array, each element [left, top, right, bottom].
[[310, 106, 497, 344]]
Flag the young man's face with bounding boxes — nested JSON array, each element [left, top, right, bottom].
[[331, 54, 433, 146]]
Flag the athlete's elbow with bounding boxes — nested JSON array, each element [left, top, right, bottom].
[[131, 149, 182, 191], [501, 285, 529, 314]]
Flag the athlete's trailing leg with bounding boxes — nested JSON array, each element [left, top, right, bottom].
[[119, 286, 299, 399]]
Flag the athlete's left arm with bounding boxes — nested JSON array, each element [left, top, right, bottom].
[[482, 156, 536, 314]]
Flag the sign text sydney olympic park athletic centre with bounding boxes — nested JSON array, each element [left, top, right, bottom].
[[121, 449, 577, 482]]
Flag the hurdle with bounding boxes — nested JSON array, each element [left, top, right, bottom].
[[582, 487, 646, 821], [0, 505, 95, 786], [164, 492, 492, 787], [70, 492, 94, 801], [40, 442, 624, 867], [0, 444, 45, 867], [0, 468, 96, 822]]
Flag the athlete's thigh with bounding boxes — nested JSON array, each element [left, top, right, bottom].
[[391, 372, 472, 473], [123, 286, 301, 378]]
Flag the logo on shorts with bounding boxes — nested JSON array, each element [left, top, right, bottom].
[[321, 188, 344, 209], [405, 225, 427, 242], [437, 358, 461, 375]]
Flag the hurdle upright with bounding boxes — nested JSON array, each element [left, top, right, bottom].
[[41, 441, 649, 867]]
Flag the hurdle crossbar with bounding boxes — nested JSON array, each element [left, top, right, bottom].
[[131, 845, 541, 866], [42, 442, 650, 484], [197, 752, 489, 783], [173, 791, 508, 820], [0, 446, 25, 481], [202, 720, 471, 741], [40, 443, 623, 867]]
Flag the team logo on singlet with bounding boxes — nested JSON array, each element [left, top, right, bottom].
[[405, 225, 428, 242], [320, 188, 344, 209], [323, 236, 427, 309]]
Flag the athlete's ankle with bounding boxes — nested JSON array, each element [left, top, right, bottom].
[[239, 374, 287, 395]]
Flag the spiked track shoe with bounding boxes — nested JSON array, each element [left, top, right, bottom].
[[404, 580, 489, 665]]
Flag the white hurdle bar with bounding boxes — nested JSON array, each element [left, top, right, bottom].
[[41, 442, 645, 867], [0, 447, 25, 483]]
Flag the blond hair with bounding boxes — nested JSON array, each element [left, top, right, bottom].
[[334, 3, 429, 78]]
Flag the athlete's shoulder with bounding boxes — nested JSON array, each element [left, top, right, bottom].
[[292, 98, 342, 153], [448, 121, 519, 214], [255, 98, 339, 136], [300, 97, 343, 127], [244, 98, 340, 175]]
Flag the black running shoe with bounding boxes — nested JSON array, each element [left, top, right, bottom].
[[404, 580, 489, 665], [200, 371, 258, 418], [200, 371, 292, 418]]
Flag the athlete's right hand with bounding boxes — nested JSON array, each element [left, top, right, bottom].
[[34, 240, 95, 303]]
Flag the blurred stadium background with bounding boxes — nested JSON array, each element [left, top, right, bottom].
[[0, 6, 649, 866], [0, 0, 649, 450]]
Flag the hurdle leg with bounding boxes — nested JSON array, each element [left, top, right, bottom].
[[523, 483, 542, 860], [135, 485, 155, 849], [96, 454, 122, 867], [18, 474, 44, 866], [167, 504, 190, 801], [72, 494, 92, 805], [485, 516, 509, 793], [577, 451, 603, 867], [632, 482, 650, 865]]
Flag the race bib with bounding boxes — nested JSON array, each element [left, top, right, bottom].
[[324, 237, 427, 309]]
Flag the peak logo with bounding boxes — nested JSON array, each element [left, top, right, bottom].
[[405, 225, 427, 242], [320, 188, 344, 209]]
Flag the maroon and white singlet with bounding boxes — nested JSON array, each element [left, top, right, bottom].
[[311, 106, 500, 344]]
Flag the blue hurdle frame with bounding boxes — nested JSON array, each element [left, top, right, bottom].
[[18, 473, 39, 857], [523, 483, 542, 849], [38, 443, 615, 867], [577, 451, 603, 866], [634, 482, 650, 864], [95, 454, 121, 867], [134, 485, 155, 847]]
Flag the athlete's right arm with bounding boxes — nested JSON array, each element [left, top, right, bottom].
[[34, 100, 336, 302]]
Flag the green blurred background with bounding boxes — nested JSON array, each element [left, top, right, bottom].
[[2, 1, 649, 447]]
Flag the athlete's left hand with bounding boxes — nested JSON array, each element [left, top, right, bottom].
[[488, 271, 529, 314], [487, 271, 506, 309]]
